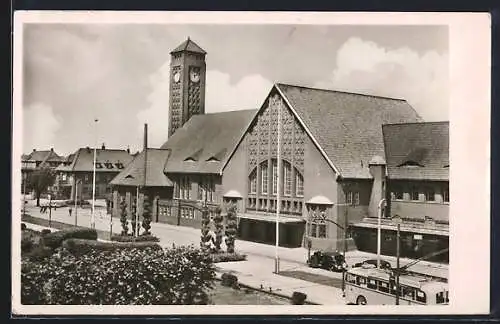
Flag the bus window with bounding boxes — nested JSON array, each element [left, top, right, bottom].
[[416, 290, 427, 303], [401, 286, 415, 300], [367, 278, 377, 289], [378, 281, 390, 293], [347, 274, 356, 284], [436, 292, 445, 304], [359, 277, 366, 286]]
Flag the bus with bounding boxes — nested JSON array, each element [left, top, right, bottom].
[[345, 264, 449, 305]]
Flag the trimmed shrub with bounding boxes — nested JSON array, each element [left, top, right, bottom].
[[42, 227, 98, 250], [111, 234, 160, 243], [225, 204, 238, 254], [213, 207, 223, 252], [221, 273, 238, 287], [41, 229, 52, 235], [25, 246, 54, 262], [119, 198, 128, 235], [141, 195, 152, 235], [21, 237, 33, 253], [21, 244, 216, 305], [291, 292, 307, 305], [200, 206, 211, 252], [211, 252, 247, 263], [21, 223, 27, 231], [62, 238, 162, 256]]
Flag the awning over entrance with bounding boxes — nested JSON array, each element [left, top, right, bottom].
[[238, 212, 305, 224], [306, 195, 334, 205], [351, 221, 449, 237], [223, 189, 243, 199]]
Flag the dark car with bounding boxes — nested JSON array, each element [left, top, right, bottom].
[[353, 258, 392, 270], [307, 251, 348, 272]]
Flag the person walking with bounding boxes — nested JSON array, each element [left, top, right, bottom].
[[69, 207, 72, 217]]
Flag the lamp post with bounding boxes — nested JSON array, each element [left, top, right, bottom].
[[392, 214, 402, 305], [377, 198, 387, 268], [74, 179, 81, 227], [91, 118, 99, 229]]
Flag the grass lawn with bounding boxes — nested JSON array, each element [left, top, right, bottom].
[[208, 282, 289, 305], [278, 270, 344, 288], [22, 214, 112, 240]]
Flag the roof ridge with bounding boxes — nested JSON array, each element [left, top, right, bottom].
[[276, 82, 408, 102]]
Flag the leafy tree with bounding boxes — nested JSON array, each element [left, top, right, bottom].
[[141, 194, 152, 235], [225, 203, 238, 254], [200, 205, 211, 252], [119, 198, 129, 235], [27, 167, 56, 207], [213, 206, 224, 252]]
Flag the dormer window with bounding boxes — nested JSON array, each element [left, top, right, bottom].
[[206, 156, 219, 162], [398, 160, 424, 168], [115, 163, 124, 169], [105, 162, 114, 169], [95, 162, 103, 169]]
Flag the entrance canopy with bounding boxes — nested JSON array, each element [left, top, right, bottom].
[[238, 212, 305, 224], [351, 221, 449, 237], [306, 195, 334, 205]]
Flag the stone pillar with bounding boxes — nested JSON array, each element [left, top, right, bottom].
[[368, 156, 387, 219], [152, 195, 159, 222]]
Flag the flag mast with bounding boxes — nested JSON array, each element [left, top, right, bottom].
[[274, 98, 282, 274]]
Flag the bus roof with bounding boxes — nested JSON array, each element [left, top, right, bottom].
[[347, 266, 447, 290]]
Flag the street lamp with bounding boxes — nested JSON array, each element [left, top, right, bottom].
[[392, 214, 402, 305], [91, 118, 99, 229], [377, 198, 387, 269], [74, 179, 82, 227]]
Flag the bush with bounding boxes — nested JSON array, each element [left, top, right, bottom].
[[221, 273, 238, 287], [111, 234, 160, 243], [62, 238, 163, 256], [65, 200, 90, 206], [21, 223, 27, 231], [21, 237, 33, 253], [210, 252, 247, 263], [41, 229, 52, 235], [25, 245, 54, 262], [21, 244, 216, 305], [291, 291, 307, 305], [42, 227, 98, 250]]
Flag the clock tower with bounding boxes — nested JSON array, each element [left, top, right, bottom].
[[168, 37, 207, 137]]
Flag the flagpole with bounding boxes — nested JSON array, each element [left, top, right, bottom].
[[91, 118, 98, 229], [275, 99, 282, 274]]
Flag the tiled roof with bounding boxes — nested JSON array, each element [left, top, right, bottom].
[[275, 83, 423, 179], [63, 148, 134, 173], [161, 109, 258, 174], [110, 149, 173, 187], [382, 121, 449, 181], [170, 38, 206, 55], [23, 149, 64, 168]]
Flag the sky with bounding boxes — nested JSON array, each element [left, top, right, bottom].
[[22, 23, 449, 156]]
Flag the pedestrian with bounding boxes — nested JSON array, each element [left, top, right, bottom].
[[69, 207, 72, 217]]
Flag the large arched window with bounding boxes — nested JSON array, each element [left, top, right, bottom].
[[260, 161, 268, 194], [296, 172, 304, 197], [249, 169, 257, 194], [283, 161, 292, 196]]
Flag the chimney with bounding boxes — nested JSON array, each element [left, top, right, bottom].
[[126, 146, 130, 154], [33, 149, 36, 152], [101, 143, 106, 150], [50, 148, 54, 152], [144, 123, 148, 150]]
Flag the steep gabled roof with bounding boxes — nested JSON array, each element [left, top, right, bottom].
[[161, 109, 258, 174], [23, 149, 64, 168], [61, 147, 134, 173], [383, 121, 449, 181], [110, 149, 173, 187], [274, 83, 423, 179], [170, 38, 206, 55]]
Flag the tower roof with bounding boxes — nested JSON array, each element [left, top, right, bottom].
[[170, 37, 206, 55]]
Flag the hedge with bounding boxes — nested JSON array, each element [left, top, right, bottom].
[[62, 238, 163, 256], [210, 252, 247, 263], [110, 234, 160, 243], [42, 228, 98, 250], [21, 245, 216, 305]]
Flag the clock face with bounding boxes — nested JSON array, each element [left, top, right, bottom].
[[173, 72, 181, 83], [190, 69, 200, 83]]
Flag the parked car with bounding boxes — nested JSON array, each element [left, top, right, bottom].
[[307, 251, 348, 272], [352, 258, 392, 270]]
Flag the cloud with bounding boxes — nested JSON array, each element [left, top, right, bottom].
[[23, 103, 62, 152], [137, 65, 273, 148], [316, 37, 449, 121]]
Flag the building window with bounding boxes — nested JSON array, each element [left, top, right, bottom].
[[346, 191, 353, 205], [61, 173, 67, 181], [84, 174, 89, 182], [308, 206, 328, 238], [249, 169, 257, 194], [354, 192, 360, 205], [346, 191, 360, 206], [284, 161, 292, 196], [261, 162, 268, 194], [179, 176, 191, 200], [442, 185, 449, 203], [411, 187, 420, 201], [296, 171, 304, 197], [199, 176, 215, 202], [425, 187, 435, 202], [272, 160, 278, 195]]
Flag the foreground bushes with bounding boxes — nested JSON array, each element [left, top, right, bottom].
[[110, 234, 160, 243], [42, 228, 98, 250], [62, 238, 162, 256], [21, 244, 216, 305], [210, 252, 247, 263]]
